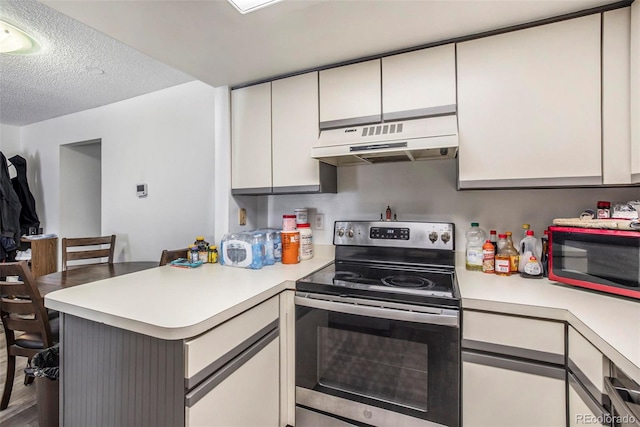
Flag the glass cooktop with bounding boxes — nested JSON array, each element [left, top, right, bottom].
[[297, 260, 459, 307]]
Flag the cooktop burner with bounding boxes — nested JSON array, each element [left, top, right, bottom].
[[381, 275, 436, 288]]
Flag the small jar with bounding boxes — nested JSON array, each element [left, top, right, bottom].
[[195, 236, 209, 263], [208, 245, 218, 263], [282, 214, 297, 231], [294, 208, 308, 225], [189, 245, 199, 263], [298, 223, 313, 260], [597, 201, 611, 219]]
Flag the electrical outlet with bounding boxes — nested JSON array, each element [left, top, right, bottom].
[[239, 208, 247, 226], [315, 213, 324, 230]]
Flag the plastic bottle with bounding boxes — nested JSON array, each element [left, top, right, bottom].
[[494, 234, 511, 276], [540, 230, 549, 277], [208, 245, 218, 263], [465, 222, 486, 271], [505, 232, 519, 273], [482, 240, 495, 274], [189, 245, 199, 263], [489, 230, 497, 253], [520, 255, 543, 279], [298, 223, 313, 260], [521, 224, 530, 244], [518, 230, 540, 273]]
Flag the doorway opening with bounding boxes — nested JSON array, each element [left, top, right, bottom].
[[59, 139, 102, 241]]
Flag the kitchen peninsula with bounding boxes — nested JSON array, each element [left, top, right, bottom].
[[45, 247, 640, 427]]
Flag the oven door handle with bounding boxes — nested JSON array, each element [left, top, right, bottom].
[[294, 295, 459, 327]]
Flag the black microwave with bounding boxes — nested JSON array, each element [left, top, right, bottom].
[[548, 226, 640, 299]]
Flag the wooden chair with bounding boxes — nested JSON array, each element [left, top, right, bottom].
[[0, 261, 59, 410], [61, 234, 116, 271], [159, 248, 189, 266]]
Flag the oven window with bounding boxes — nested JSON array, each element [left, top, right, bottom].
[[317, 326, 428, 411]]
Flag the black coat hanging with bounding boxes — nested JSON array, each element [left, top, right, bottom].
[[0, 151, 22, 260], [9, 154, 40, 236]]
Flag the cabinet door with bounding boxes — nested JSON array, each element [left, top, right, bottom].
[[279, 290, 295, 427], [632, 2, 640, 183], [382, 44, 456, 121], [457, 15, 601, 188], [603, 7, 632, 185], [463, 353, 566, 427], [272, 72, 321, 190], [186, 338, 280, 427], [319, 59, 381, 128], [569, 374, 610, 427], [231, 83, 272, 193]]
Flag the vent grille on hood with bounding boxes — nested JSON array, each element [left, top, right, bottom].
[[313, 115, 458, 166]]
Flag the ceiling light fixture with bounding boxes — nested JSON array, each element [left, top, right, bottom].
[[227, 0, 281, 14], [0, 20, 39, 54]]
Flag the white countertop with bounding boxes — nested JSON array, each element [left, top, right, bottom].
[[44, 246, 334, 340], [46, 246, 640, 383], [456, 251, 640, 383]]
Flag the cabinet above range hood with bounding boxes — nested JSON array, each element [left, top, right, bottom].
[[312, 115, 458, 166]]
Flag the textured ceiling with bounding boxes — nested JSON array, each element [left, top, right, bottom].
[[0, 0, 194, 126], [0, 0, 623, 127]]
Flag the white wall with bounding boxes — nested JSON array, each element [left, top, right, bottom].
[[21, 81, 217, 262], [264, 159, 640, 248], [0, 124, 21, 155]]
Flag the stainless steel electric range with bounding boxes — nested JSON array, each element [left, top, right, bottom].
[[295, 221, 460, 427]]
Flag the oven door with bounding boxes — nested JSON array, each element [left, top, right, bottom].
[[295, 293, 460, 427]]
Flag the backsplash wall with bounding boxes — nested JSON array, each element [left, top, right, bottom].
[[262, 159, 640, 248]]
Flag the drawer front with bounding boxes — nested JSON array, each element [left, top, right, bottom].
[[185, 296, 279, 381], [463, 310, 565, 362], [569, 326, 608, 395]]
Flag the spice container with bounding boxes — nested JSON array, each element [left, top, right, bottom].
[[597, 201, 611, 219], [294, 208, 308, 225], [298, 223, 313, 260], [282, 214, 297, 231]]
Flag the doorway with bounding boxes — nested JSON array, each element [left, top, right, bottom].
[[59, 139, 102, 240]]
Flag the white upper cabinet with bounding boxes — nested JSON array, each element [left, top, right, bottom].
[[231, 82, 272, 193], [272, 72, 334, 192], [319, 59, 381, 128], [457, 15, 602, 188], [631, 2, 640, 183], [602, 7, 631, 185], [382, 44, 456, 121]]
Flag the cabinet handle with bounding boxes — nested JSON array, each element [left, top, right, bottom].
[[604, 377, 640, 426]]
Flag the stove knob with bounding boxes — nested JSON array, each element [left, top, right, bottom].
[[337, 228, 345, 237], [428, 232, 438, 243], [441, 232, 451, 244], [347, 229, 354, 238]]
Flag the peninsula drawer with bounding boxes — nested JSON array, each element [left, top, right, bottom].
[[463, 310, 565, 363], [184, 296, 279, 381]]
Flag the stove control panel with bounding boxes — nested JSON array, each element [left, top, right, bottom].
[[334, 221, 455, 250], [370, 227, 410, 240]]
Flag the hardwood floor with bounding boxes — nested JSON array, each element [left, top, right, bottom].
[[0, 326, 39, 426]]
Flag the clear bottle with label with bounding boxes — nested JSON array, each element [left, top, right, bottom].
[[520, 255, 543, 279], [494, 234, 511, 276], [505, 232, 519, 273], [465, 222, 486, 271], [518, 230, 540, 273]]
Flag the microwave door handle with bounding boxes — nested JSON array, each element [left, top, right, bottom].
[[604, 377, 640, 426]]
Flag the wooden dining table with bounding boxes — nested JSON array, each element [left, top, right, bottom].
[[37, 261, 158, 296]]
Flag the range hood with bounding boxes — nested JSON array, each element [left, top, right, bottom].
[[312, 115, 458, 166]]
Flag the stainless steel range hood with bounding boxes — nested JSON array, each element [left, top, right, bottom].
[[312, 115, 458, 166]]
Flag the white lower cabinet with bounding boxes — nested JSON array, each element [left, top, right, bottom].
[[463, 353, 566, 427], [462, 310, 566, 427], [186, 338, 280, 427], [184, 296, 282, 427], [569, 374, 609, 427]]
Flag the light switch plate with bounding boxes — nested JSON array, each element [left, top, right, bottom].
[[315, 213, 324, 230]]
